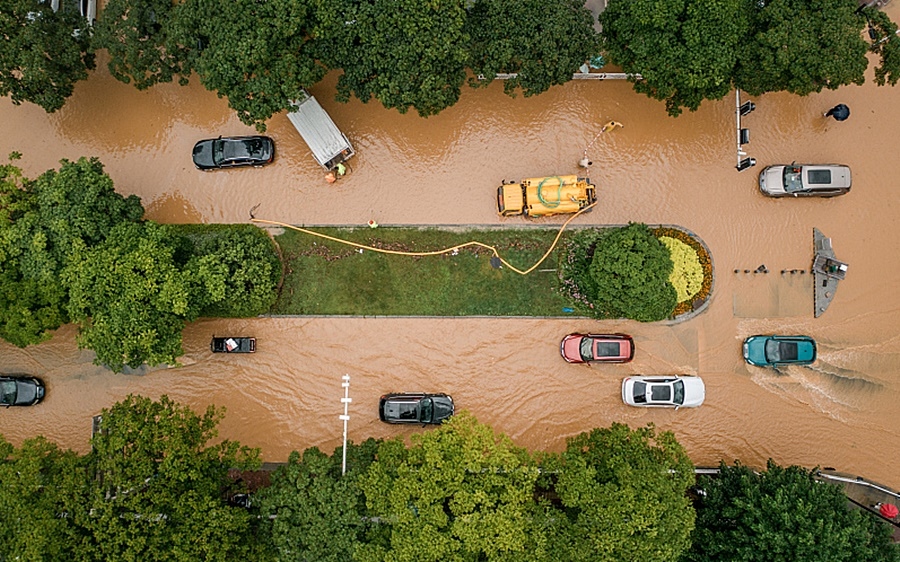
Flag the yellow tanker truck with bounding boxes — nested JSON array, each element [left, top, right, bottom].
[[497, 175, 596, 218]]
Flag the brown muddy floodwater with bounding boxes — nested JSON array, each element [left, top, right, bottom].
[[3, 7, 900, 488]]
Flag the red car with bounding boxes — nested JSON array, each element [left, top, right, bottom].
[[560, 333, 634, 364]]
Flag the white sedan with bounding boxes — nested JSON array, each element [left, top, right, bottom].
[[621, 376, 705, 409]]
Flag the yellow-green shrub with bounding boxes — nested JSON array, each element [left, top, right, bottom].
[[660, 236, 703, 302]]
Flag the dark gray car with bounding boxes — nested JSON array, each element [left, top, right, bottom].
[[379, 393, 454, 425], [192, 136, 275, 170], [1, 375, 45, 407]]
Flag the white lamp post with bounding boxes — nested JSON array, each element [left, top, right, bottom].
[[339, 374, 351, 475]]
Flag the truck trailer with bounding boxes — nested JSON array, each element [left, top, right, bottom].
[[497, 175, 596, 217]]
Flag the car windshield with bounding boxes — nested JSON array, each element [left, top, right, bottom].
[[632, 381, 648, 403], [0, 380, 16, 405], [419, 398, 433, 423], [650, 383, 672, 403], [673, 380, 685, 405], [579, 338, 594, 361], [782, 167, 803, 193]]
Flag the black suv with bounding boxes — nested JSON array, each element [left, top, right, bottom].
[[1, 375, 45, 407], [192, 136, 275, 170], [379, 393, 454, 425]]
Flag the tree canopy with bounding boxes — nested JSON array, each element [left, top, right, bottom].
[[0, 395, 262, 561], [316, 0, 471, 117], [684, 460, 900, 562], [467, 0, 599, 97], [357, 412, 544, 561], [601, 0, 899, 115], [182, 225, 282, 318], [62, 221, 200, 371], [257, 439, 380, 562], [93, 0, 189, 90], [734, 0, 868, 96], [171, 0, 324, 131], [0, 156, 143, 346], [545, 423, 696, 562], [600, 0, 747, 116], [585, 223, 677, 322], [0, 0, 95, 112]]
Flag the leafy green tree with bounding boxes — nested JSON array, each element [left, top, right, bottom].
[[734, 0, 868, 96], [183, 225, 281, 318], [868, 8, 900, 87], [683, 460, 900, 562], [467, 0, 599, 97], [63, 395, 262, 561], [0, 157, 143, 347], [600, 0, 748, 116], [170, 0, 324, 131], [0, 0, 95, 112], [357, 411, 545, 562], [93, 0, 190, 90], [315, 0, 470, 117], [586, 223, 676, 322], [0, 435, 83, 561], [257, 439, 381, 562], [543, 423, 695, 562], [62, 221, 200, 371]]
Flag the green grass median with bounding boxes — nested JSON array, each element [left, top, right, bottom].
[[272, 227, 574, 316]]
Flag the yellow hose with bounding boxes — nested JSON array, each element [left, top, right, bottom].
[[251, 200, 597, 276]]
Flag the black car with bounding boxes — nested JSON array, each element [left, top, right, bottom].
[[1, 375, 45, 407], [379, 393, 454, 425], [210, 336, 256, 353], [192, 136, 275, 170]]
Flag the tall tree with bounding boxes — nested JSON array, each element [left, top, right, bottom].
[[170, 0, 324, 131], [93, 0, 189, 90], [600, 0, 748, 116], [315, 0, 470, 117], [0, 435, 83, 561], [468, 0, 599, 97], [62, 221, 199, 371], [866, 8, 900, 87], [587, 223, 677, 322], [543, 423, 695, 562], [67, 395, 262, 561], [0, 0, 95, 112], [257, 440, 381, 562], [0, 156, 143, 347], [734, 0, 868, 96], [684, 460, 900, 562], [182, 225, 282, 318], [357, 411, 545, 562]]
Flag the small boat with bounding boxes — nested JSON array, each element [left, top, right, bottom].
[[210, 336, 256, 353]]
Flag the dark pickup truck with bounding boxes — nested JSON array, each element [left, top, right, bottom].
[[210, 337, 256, 353]]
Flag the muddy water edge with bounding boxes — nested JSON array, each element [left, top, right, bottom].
[[2, 9, 900, 488]]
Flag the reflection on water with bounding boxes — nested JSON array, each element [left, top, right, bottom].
[[3, 7, 900, 488]]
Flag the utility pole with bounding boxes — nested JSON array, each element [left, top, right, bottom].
[[340, 374, 351, 475]]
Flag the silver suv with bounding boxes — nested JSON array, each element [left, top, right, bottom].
[[758, 164, 851, 197]]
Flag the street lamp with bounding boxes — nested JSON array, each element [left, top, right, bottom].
[[339, 374, 351, 475]]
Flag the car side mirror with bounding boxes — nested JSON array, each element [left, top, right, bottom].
[[675, 405, 680, 411]]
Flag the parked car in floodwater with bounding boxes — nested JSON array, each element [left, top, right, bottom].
[[192, 136, 275, 170], [743, 335, 817, 367], [1, 375, 46, 407], [379, 393, 454, 425], [622, 376, 705, 409], [758, 164, 851, 197], [560, 333, 634, 363]]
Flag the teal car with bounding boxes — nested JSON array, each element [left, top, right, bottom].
[[743, 335, 816, 367]]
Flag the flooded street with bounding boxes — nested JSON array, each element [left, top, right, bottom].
[[3, 6, 900, 488]]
